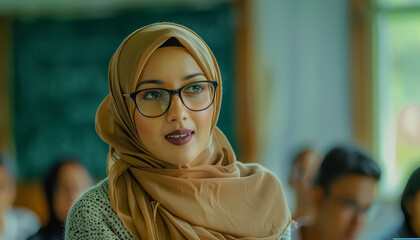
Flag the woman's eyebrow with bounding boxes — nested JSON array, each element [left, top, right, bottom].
[[137, 79, 164, 88], [182, 73, 206, 81], [137, 73, 206, 88]]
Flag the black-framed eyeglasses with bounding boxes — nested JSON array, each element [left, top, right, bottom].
[[123, 81, 218, 118]]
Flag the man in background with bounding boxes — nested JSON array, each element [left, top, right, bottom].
[[293, 145, 381, 240]]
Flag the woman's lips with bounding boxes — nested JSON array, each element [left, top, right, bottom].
[[165, 129, 194, 146]]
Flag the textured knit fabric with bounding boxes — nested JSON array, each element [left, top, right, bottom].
[[65, 178, 292, 240], [65, 178, 133, 240]]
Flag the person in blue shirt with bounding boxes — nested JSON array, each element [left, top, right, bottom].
[[0, 151, 40, 240]]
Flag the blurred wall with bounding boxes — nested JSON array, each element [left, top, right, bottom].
[[250, 0, 353, 209]]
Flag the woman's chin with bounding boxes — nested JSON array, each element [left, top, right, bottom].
[[160, 154, 198, 168]]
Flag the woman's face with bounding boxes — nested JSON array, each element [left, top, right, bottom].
[[53, 163, 92, 222], [134, 47, 214, 167]]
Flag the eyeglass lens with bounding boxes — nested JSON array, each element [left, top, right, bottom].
[[135, 82, 215, 117]]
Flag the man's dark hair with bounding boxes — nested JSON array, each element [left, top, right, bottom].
[[313, 145, 381, 192]]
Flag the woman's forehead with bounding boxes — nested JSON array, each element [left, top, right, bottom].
[[138, 47, 205, 83]]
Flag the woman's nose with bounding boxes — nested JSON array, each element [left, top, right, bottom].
[[166, 94, 188, 122]]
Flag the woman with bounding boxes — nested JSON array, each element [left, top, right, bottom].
[[65, 22, 291, 240], [382, 166, 420, 239], [29, 158, 92, 240]]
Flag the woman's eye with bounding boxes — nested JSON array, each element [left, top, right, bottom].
[[144, 90, 162, 99], [186, 84, 203, 93]]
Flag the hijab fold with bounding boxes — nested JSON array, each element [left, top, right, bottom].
[[96, 22, 291, 239]]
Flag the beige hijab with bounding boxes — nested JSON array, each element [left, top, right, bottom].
[[95, 22, 291, 239]]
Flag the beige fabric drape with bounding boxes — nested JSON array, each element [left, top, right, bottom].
[[95, 22, 291, 239]]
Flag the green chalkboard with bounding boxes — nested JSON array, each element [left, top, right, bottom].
[[13, 4, 237, 179]]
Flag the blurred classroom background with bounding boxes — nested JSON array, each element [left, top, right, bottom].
[[0, 0, 419, 239]]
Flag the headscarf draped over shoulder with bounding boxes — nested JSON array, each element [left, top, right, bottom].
[[95, 22, 291, 240]]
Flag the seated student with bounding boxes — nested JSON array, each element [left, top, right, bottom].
[[293, 145, 381, 240], [288, 148, 321, 221], [381, 165, 420, 239], [0, 152, 40, 240], [28, 157, 93, 240]]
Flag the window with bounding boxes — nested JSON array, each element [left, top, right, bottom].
[[373, 0, 420, 199]]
